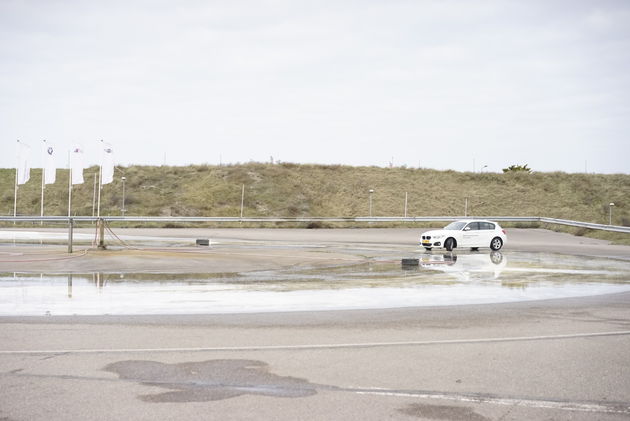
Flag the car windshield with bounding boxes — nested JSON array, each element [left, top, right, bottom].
[[443, 221, 467, 230]]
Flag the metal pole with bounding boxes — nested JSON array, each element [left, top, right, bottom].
[[465, 197, 468, 217], [369, 191, 373, 217], [92, 173, 97, 218], [40, 139, 47, 225], [404, 192, 408, 218], [40, 173, 45, 224], [240, 184, 245, 219], [68, 218, 74, 254], [97, 164, 102, 218], [40, 159, 45, 225], [13, 140, 19, 221], [121, 177, 126, 217], [68, 155, 72, 218], [609, 203, 614, 225], [13, 167, 18, 221]]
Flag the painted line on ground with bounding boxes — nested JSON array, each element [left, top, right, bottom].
[[1, 330, 629, 355], [352, 388, 630, 415]]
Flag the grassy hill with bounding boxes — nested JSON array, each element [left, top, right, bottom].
[[1, 163, 628, 235]]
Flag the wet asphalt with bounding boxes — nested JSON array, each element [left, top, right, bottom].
[[0, 228, 629, 420]]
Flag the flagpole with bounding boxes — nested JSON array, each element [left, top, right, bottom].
[[13, 169, 18, 218], [92, 173, 97, 218], [13, 167, 18, 223], [40, 169, 45, 224], [97, 140, 103, 219], [14, 140, 19, 220], [97, 163, 102, 218], [41, 140, 46, 225], [68, 151, 72, 218]]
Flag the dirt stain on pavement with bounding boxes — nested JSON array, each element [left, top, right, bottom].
[[104, 359, 318, 402], [398, 403, 489, 420]]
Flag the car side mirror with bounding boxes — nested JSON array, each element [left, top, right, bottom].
[[464, 227, 471, 231]]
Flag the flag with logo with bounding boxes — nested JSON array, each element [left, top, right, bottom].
[[100, 141, 114, 184], [71, 146, 85, 185], [16, 140, 31, 185], [43, 141, 57, 184]]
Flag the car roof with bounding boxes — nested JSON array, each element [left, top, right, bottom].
[[454, 219, 499, 224]]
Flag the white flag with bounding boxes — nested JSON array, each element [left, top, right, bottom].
[[71, 146, 85, 185], [100, 141, 114, 185], [43, 141, 57, 184], [16, 141, 31, 185]]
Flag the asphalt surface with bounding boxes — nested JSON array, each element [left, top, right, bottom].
[[1, 228, 630, 420]]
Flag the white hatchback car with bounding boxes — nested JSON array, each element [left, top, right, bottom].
[[420, 220, 507, 251]]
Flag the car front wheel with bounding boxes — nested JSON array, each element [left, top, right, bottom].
[[445, 238, 455, 251], [490, 237, 503, 251]]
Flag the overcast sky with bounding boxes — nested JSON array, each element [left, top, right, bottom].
[[1, 0, 629, 173]]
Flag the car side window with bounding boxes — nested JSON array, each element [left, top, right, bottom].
[[480, 222, 495, 230], [465, 222, 480, 231]]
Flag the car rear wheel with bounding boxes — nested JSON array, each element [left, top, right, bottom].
[[490, 251, 503, 264], [445, 238, 455, 251], [490, 237, 503, 250]]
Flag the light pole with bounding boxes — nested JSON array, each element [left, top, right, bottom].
[[609, 202, 615, 225], [369, 189, 374, 217], [121, 176, 127, 217], [481, 165, 488, 173]]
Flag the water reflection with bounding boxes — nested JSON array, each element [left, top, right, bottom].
[[418, 251, 506, 279], [1, 251, 629, 316]]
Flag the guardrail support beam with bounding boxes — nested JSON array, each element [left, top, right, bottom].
[[97, 218, 106, 249], [68, 218, 74, 254]]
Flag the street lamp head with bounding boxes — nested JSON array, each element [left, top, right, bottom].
[[121, 176, 126, 181], [369, 189, 374, 193], [610, 202, 615, 206]]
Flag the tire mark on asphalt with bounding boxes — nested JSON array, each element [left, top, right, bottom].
[[1, 330, 629, 355]]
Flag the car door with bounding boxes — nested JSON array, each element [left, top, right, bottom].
[[479, 222, 496, 246], [461, 222, 481, 247]]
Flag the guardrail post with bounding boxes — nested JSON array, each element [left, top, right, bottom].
[[98, 218, 106, 249], [68, 218, 74, 254]]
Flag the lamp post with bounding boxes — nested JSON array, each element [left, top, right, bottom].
[[369, 189, 374, 217], [609, 202, 615, 225], [121, 176, 127, 217]]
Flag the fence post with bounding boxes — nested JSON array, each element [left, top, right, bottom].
[[68, 218, 74, 254], [98, 218, 106, 249]]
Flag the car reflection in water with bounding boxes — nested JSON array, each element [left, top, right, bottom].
[[419, 251, 507, 280]]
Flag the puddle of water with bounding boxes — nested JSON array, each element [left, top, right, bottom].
[[1, 252, 629, 316], [104, 359, 318, 402]]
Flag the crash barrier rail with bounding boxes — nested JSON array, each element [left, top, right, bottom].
[[1, 215, 629, 253], [1, 215, 629, 232]]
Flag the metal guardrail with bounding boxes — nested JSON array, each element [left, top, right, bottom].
[[539, 217, 630, 234], [1, 215, 628, 254], [0, 215, 629, 233]]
